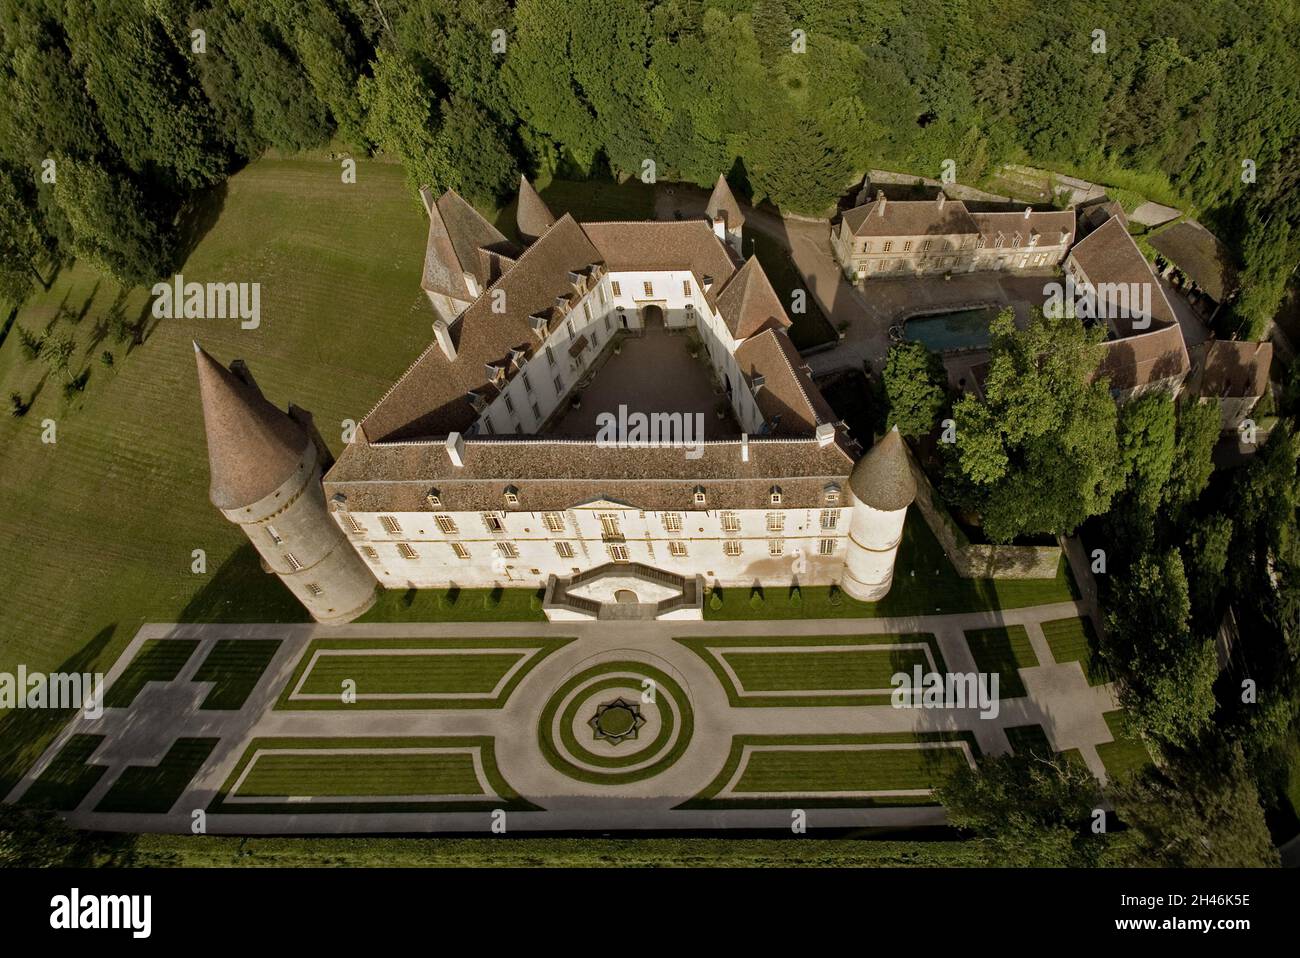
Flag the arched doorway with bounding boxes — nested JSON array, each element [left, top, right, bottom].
[[641, 303, 665, 328]]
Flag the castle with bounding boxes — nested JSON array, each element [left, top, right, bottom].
[[194, 174, 917, 623]]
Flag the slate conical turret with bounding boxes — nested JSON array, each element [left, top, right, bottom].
[[194, 343, 377, 623]]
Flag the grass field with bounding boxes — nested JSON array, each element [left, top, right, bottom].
[[127, 834, 987, 867], [104, 639, 200, 709], [704, 513, 1077, 620], [677, 632, 946, 707], [1096, 711, 1153, 781], [276, 636, 571, 710], [95, 738, 219, 814], [1041, 616, 1108, 685], [0, 157, 433, 792], [237, 751, 484, 799], [192, 639, 282, 710], [963, 626, 1038, 699], [682, 732, 980, 809], [210, 736, 537, 813], [18, 734, 107, 811]]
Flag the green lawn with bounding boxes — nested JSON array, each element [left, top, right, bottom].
[[237, 751, 484, 799], [357, 587, 546, 623], [1096, 711, 1153, 781], [95, 738, 218, 814], [677, 633, 946, 707], [1003, 724, 1053, 758], [18, 734, 107, 811], [0, 156, 432, 792], [104, 640, 200, 708], [683, 732, 980, 809], [748, 230, 839, 349], [704, 512, 1077, 621], [128, 834, 990, 867], [963, 625, 1038, 699], [210, 736, 537, 813], [276, 636, 571, 710], [1042, 616, 1108, 685], [192, 639, 282, 710]]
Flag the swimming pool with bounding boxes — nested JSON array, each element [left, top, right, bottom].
[[902, 307, 1001, 352]]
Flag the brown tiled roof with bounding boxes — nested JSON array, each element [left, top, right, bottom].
[[706, 174, 745, 229], [363, 214, 603, 442], [324, 436, 854, 513], [439, 190, 517, 284], [1189, 340, 1272, 398], [848, 428, 916, 511], [194, 343, 308, 510], [1095, 324, 1190, 394], [1150, 221, 1238, 302], [734, 327, 833, 433], [842, 196, 978, 238], [713, 256, 791, 341], [969, 209, 1075, 248], [1067, 216, 1178, 328], [580, 220, 738, 286], [421, 189, 520, 298], [516, 175, 556, 244]]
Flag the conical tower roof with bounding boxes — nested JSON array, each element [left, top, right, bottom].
[[707, 174, 745, 229], [848, 427, 916, 511], [516, 175, 556, 244], [194, 343, 308, 510]]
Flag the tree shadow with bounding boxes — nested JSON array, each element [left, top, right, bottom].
[[173, 180, 229, 267], [0, 624, 119, 797]]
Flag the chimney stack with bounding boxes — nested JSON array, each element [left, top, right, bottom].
[[1024, 206, 1032, 220], [936, 191, 946, 212], [446, 431, 465, 468], [741, 433, 750, 462], [877, 190, 887, 217], [815, 423, 835, 447]]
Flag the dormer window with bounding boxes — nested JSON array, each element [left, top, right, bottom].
[[824, 483, 841, 505], [994, 233, 1004, 249], [975, 236, 985, 249], [426, 489, 442, 508], [504, 485, 519, 506], [751, 374, 766, 394], [693, 486, 707, 507], [769, 486, 782, 505], [530, 314, 548, 338], [467, 390, 488, 412]]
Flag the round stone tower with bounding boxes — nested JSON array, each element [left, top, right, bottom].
[[841, 427, 917, 602], [194, 343, 378, 624]]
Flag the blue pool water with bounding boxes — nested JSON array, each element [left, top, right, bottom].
[[903, 307, 1001, 352]]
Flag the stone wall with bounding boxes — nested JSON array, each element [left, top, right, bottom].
[[905, 446, 1062, 580]]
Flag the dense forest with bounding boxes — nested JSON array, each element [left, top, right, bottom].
[[1, 0, 1299, 338]]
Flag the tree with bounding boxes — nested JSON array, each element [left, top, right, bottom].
[[359, 47, 455, 196], [883, 341, 946, 437], [1110, 742, 1279, 868], [42, 333, 76, 382], [1116, 392, 1176, 511], [437, 95, 518, 206], [1103, 548, 1217, 748], [1164, 397, 1219, 509], [52, 157, 171, 285], [945, 309, 1123, 542], [937, 752, 1107, 867]]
